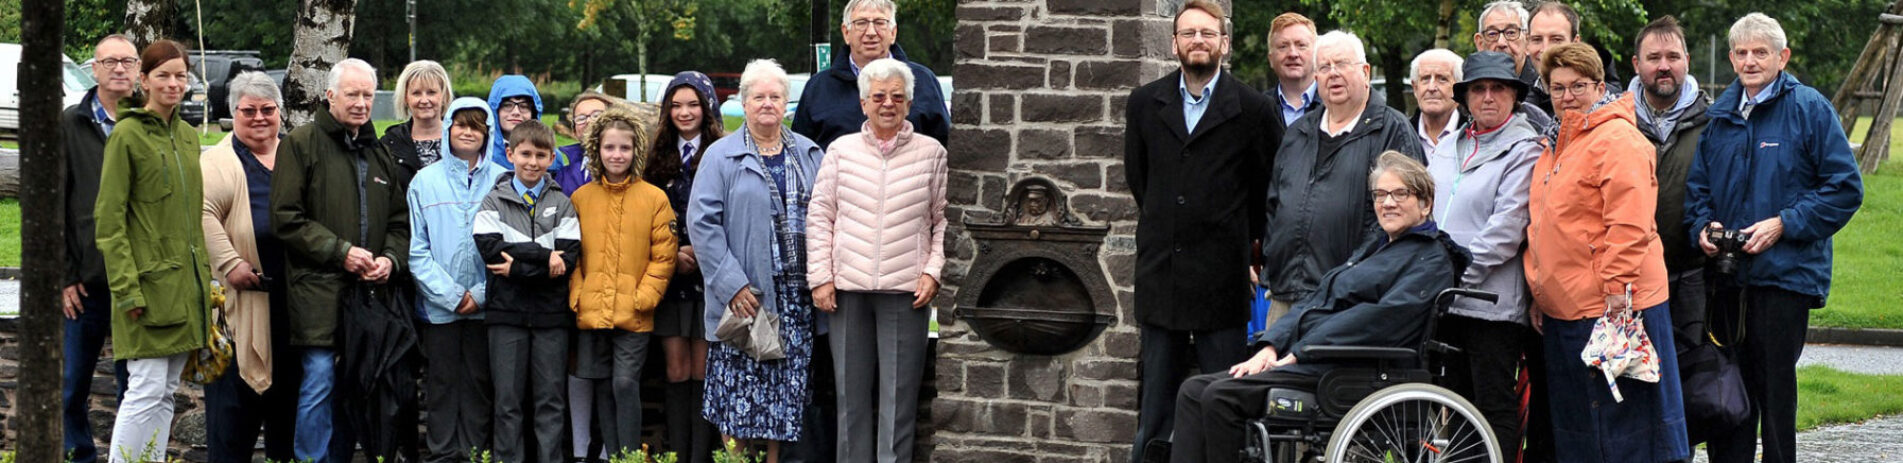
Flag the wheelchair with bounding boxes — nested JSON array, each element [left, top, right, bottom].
[[1241, 287, 1504, 463]]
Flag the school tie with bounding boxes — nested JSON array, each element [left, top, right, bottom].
[[522, 191, 538, 214], [682, 142, 696, 164]]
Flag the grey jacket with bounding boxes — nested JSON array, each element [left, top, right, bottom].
[[1261, 96, 1424, 302], [687, 130, 829, 342], [1428, 112, 1542, 323]]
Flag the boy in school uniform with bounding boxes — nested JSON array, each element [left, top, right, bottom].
[[473, 120, 581, 463]]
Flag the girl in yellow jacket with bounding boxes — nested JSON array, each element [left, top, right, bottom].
[[568, 105, 677, 456]]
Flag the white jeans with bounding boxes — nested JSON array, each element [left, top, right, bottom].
[[109, 353, 186, 463]]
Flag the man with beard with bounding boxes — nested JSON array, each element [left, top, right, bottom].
[[1475, 1, 1554, 116], [1121, 1, 1277, 459], [1266, 12, 1321, 128], [1410, 49, 1465, 153], [1626, 16, 1715, 394]]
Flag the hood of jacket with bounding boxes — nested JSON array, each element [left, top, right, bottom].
[[442, 96, 500, 164], [487, 75, 543, 162], [1452, 111, 1542, 172]]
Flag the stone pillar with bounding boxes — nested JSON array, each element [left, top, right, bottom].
[[932, 1, 1204, 461]]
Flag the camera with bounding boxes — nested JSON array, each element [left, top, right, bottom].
[[1707, 228, 1752, 277]]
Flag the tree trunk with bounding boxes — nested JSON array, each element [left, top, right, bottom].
[[1434, 0, 1456, 49], [285, 0, 360, 128], [122, 0, 173, 49], [1382, 46, 1411, 112], [18, 0, 68, 460]]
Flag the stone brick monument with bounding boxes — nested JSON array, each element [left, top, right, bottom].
[[931, 1, 1204, 461]]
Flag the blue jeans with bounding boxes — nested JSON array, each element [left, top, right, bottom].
[[62, 284, 127, 463], [295, 348, 337, 462]]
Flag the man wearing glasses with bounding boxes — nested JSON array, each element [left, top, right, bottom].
[[792, 0, 950, 150], [1474, 0, 1554, 115], [58, 33, 139, 463], [1122, 1, 1277, 459]]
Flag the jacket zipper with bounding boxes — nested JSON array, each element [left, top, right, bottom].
[[165, 120, 209, 335]]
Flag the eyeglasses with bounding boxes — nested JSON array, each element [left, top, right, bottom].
[[1371, 188, 1417, 204], [572, 110, 602, 125], [237, 106, 279, 118], [1547, 80, 1602, 97], [867, 92, 907, 105], [97, 58, 140, 70], [1315, 60, 1363, 76], [849, 18, 892, 31], [1176, 29, 1224, 40], [1480, 27, 1523, 43], [499, 99, 534, 113]]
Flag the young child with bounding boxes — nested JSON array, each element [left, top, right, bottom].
[[407, 97, 505, 462], [473, 120, 579, 463], [569, 106, 677, 457]]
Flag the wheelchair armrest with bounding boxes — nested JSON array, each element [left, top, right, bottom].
[[1298, 345, 1419, 363]]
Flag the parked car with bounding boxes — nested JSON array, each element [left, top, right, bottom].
[[720, 73, 809, 120], [594, 73, 675, 104], [707, 72, 741, 102], [1, 43, 98, 131], [192, 50, 265, 121]]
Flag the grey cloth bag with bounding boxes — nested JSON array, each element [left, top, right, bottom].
[[716, 287, 786, 361]]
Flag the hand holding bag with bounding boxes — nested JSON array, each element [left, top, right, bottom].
[[716, 287, 786, 361], [183, 281, 236, 384], [1579, 285, 1660, 402]]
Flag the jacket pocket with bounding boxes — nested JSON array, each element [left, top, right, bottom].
[[134, 259, 188, 327]]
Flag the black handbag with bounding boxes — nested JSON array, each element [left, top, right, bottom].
[[1679, 331, 1750, 445]]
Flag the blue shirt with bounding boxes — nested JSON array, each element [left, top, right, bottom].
[[513, 175, 548, 209], [1276, 81, 1319, 127], [846, 52, 893, 77], [1739, 81, 1779, 118], [91, 96, 117, 136], [1179, 69, 1221, 134]]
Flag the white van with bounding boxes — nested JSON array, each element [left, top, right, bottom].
[[0, 43, 96, 132]]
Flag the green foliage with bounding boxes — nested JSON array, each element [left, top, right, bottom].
[[607, 445, 680, 463], [1651, 0, 1892, 96], [711, 438, 759, 463], [0, 0, 21, 45]]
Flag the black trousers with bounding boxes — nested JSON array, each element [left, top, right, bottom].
[[1435, 315, 1534, 460], [1133, 323, 1247, 463], [1705, 285, 1812, 463], [204, 289, 300, 463], [1169, 369, 1318, 463], [420, 320, 493, 463]]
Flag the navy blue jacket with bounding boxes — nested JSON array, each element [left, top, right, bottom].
[[1254, 222, 1470, 377], [791, 44, 950, 149], [1685, 72, 1863, 305]]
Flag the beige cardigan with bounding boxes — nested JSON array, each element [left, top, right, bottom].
[[201, 134, 274, 392]]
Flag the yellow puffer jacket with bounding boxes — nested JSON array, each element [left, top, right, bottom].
[[569, 174, 678, 332]]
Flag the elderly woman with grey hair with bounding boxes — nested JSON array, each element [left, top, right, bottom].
[[689, 58, 826, 463], [804, 58, 947, 463], [1171, 151, 1470, 463], [199, 70, 299, 462], [380, 60, 454, 186]]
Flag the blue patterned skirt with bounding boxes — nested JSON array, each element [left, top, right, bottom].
[[702, 273, 814, 441]]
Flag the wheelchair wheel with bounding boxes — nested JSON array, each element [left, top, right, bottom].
[[1323, 383, 1500, 463]]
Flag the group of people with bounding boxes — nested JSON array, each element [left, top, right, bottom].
[[1129, 2, 1865, 463], [58, 0, 951, 462]]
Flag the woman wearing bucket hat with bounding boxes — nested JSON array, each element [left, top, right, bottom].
[[1426, 50, 1545, 459], [1525, 42, 1689, 463]]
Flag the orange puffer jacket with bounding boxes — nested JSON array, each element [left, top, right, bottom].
[[569, 176, 678, 332]]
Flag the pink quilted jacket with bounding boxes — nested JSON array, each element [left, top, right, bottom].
[[806, 121, 949, 292]]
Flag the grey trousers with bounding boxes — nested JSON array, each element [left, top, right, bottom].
[[829, 291, 930, 463], [584, 329, 651, 456], [490, 324, 570, 463], [421, 320, 492, 463]]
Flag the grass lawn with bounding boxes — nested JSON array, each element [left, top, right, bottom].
[[1796, 364, 1903, 431], [1815, 118, 1903, 329], [0, 199, 16, 267]]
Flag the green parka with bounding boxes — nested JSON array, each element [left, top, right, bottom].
[[94, 99, 212, 360], [271, 105, 410, 347]]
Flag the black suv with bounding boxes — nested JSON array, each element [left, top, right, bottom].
[[195, 50, 266, 121]]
